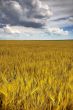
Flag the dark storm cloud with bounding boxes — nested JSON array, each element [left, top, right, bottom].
[[0, 0, 73, 29], [0, 0, 52, 28]]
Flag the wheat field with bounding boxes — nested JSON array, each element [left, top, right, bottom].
[[0, 40, 73, 110]]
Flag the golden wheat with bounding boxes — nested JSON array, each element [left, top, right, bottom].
[[0, 41, 73, 110]]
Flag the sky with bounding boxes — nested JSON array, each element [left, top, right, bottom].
[[0, 0, 73, 40]]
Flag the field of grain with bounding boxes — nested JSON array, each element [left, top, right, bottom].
[[0, 41, 73, 110]]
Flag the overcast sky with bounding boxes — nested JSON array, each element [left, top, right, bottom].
[[0, 0, 73, 40]]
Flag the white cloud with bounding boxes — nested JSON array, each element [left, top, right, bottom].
[[0, 27, 69, 40], [3, 25, 69, 36], [3, 25, 42, 34], [45, 27, 69, 36], [0, 24, 70, 40]]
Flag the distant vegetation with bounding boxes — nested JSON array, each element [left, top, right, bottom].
[[0, 41, 73, 110]]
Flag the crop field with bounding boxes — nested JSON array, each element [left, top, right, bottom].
[[0, 40, 73, 110]]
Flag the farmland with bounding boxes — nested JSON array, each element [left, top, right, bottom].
[[0, 40, 73, 110]]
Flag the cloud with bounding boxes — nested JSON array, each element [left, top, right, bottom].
[[0, 0, 73, 29], [2, 25, 69, 37], [0, 0, 73, 40], [47, 0, 73, 28], [48, 0, 73, 18], [0, 0, 53, 28], [68, 17, 73, 23], [0, 26, 69, 40], [45, 27, 69, 36], [3, 25, 42, 34]]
